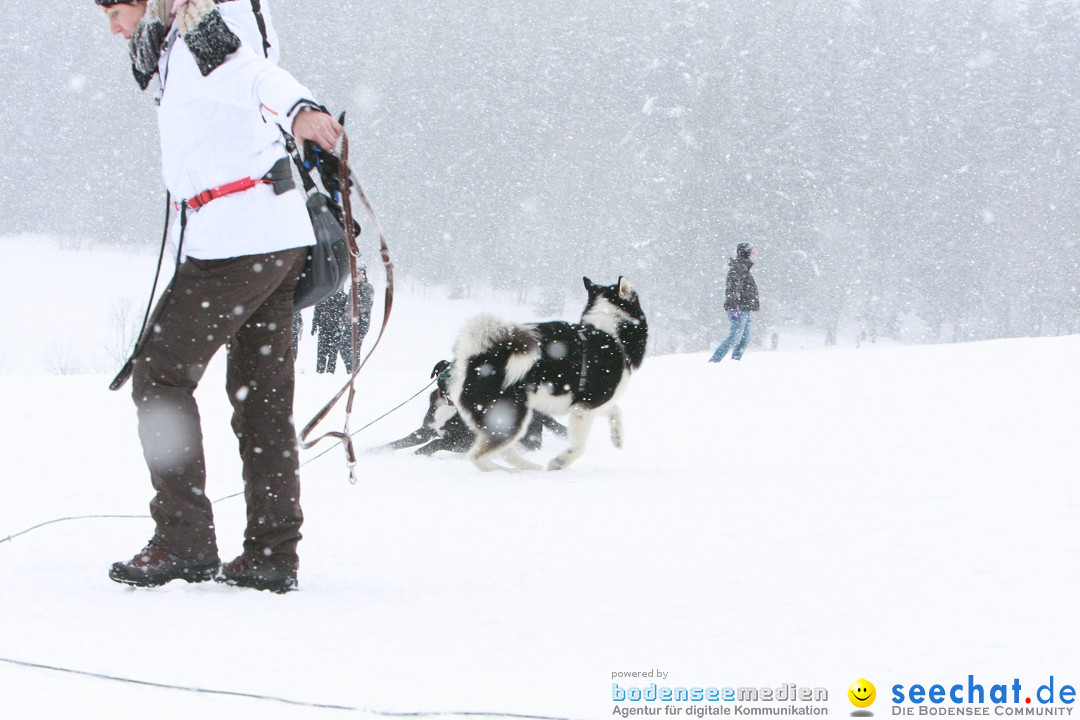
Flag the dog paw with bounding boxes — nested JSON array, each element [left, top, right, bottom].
[[471, 457, 500, 472], [548, 454, 575, 471]]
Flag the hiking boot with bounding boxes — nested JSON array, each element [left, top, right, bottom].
[[216, 553, 298, 594], [109, 543, 220, 587]]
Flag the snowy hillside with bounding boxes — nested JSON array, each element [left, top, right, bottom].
[[0, 236, 1077, 719]]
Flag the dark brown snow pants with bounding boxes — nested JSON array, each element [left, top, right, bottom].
[[131, 247, 308, 567]]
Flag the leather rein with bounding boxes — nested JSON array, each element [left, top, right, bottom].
[[296, 128, 395, 484]]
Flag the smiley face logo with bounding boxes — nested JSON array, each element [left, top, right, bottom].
[[848, 679, 876, 709]]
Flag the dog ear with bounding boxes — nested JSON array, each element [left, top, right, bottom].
[[583, 277, 597, 294], [431, 359, 451, 379], [618, 276, 633, 299]]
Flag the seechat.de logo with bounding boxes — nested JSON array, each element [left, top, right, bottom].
[[850, 679, 878, 716]]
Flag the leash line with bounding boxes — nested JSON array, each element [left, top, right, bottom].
[[300, 377, 437, 466], [298, 123, 397, 487], [0, 656, 585, 720], [0, 655, 354, 711], [0, 514, 147, 546]]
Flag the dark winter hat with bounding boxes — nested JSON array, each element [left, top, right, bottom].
[[95, 0, 140, 6], [736, 242, 753, 259]]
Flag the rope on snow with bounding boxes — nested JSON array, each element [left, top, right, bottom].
[[0, 656, 584, 720]]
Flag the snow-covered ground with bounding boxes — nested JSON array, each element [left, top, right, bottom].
[[0, 236, 1077, 719]]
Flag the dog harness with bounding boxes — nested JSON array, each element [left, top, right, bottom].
[[575, 326, 629, 395], [574, 328, 591, 394]]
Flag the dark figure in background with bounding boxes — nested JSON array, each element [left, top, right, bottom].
[[312, 291, 349, 374], [312, 263, 374, 374], [709, 242, 760, 362], [291, 311, 303, 362]]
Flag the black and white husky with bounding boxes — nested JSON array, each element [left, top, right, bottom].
[[449, 277, 647, 471]]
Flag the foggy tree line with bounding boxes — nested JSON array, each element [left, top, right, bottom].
[[1, 0, 1077, 353]]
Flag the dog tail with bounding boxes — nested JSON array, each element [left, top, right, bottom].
[[452, 315, 541, 387], [449, 315, 541, 420], [450, 315, 540, 447]]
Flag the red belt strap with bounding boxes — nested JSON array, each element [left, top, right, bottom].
[[185, 175, 272, 211]]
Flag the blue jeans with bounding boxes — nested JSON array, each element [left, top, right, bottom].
[[709, 310, 752, 362]]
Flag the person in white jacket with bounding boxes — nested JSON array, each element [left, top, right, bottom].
[[98, 0, 342, 593]]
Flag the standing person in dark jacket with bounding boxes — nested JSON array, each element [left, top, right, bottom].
[[709, 243, 760, 362], [312, 290, 350, 374], [312, 263, 374, 373]]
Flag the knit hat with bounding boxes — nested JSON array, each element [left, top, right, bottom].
[[95, 0, 139, 6], [736, 242, 753, 259]]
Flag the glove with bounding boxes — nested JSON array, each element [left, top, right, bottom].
[[303, 142, 362, 238], [727, 308, 742, 324], [303, 142, 348, 202]]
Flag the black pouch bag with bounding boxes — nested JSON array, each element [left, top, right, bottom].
[[279, 127, 353, 310], [294, 192, 351, 309]]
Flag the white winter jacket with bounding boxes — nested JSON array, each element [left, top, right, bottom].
[[157, 1, 317, 261]]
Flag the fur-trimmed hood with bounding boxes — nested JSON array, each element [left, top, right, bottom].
[[130, 0, 241, 89]]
